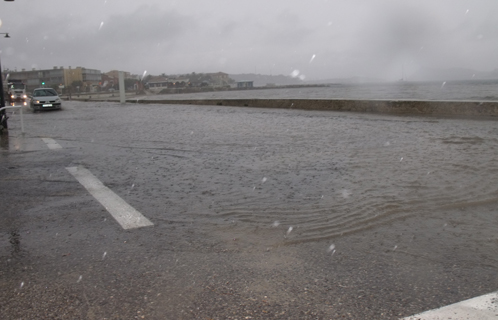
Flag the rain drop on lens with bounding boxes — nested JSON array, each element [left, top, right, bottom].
[[287, 226, 293, 235], [328, 244, 336, 252], [271, 221, 280, 228], [341, 189, 352, 199], [77, 275, 82, 283], [262, 177, 267, 183]]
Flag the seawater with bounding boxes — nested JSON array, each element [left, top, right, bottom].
[[147, 79, 498, 101]]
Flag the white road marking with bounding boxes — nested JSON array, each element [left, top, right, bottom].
[[66, 166, 153, 229], [42, 138, 63, 149], [402, 291, 498, 320]]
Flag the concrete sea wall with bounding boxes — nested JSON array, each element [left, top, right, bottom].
[[126, 98, 498, 117]]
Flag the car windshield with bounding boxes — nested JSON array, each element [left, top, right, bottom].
[[10, 83, 24, 89], [1, 2, 498, 320], [33, 89, 57, 97]]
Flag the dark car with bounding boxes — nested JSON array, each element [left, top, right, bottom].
[[30, 88, 62, 112]]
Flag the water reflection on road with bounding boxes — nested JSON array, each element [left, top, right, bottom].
[[9, 230, 21, 256], [0, 133, 9, 150]]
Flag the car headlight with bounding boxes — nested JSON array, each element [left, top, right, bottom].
[[10, 95, 15, 99], [35, 100, 40, 104], [55, 98, 61, 103], [23, 95, 27, 98]]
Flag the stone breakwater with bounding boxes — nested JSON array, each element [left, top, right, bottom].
[[127, 98, 498, 117]]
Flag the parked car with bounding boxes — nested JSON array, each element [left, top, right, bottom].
[[30, 88, 62, 112]]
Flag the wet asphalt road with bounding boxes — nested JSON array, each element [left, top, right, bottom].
[[1, 101, 497, 319]]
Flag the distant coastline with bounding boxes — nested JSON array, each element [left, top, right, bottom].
[[70, 79, 498, 103]]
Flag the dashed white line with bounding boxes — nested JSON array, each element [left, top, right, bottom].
[[66, 166, 153, 229], [42, 137, 63, 149], [402, 290, 498, 320]]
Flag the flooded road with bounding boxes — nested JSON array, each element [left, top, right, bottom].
[[1, 101, 497, 319], [45, 101, 498, 245]]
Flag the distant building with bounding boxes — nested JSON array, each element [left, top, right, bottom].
[[101, 74, 117, 90], [208, 72, 230, 87], [146, 76, 169, 93], [4, 66, 102, 92], [105, 70, 131, 79], [169, 78, 189, 87], [236, 81, 254, 88], [102, 70, 136, 91], [80, 68, 101, 84]]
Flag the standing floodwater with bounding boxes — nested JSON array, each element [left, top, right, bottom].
[[3, 101, 498, 319], [35, 101, 498, 248]]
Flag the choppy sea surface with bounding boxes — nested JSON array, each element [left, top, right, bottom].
[[144, 80, 498, 101]]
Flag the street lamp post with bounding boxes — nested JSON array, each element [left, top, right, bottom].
[[0, 33, 10, 108], [1, 0, 16, 108], [0, 32, 11, 131]]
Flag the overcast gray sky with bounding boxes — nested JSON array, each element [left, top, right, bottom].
[[0, 0, 497, 80]]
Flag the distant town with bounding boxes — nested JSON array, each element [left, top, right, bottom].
[[2, 65, 498, 98], [1, 66, 310, 97]]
